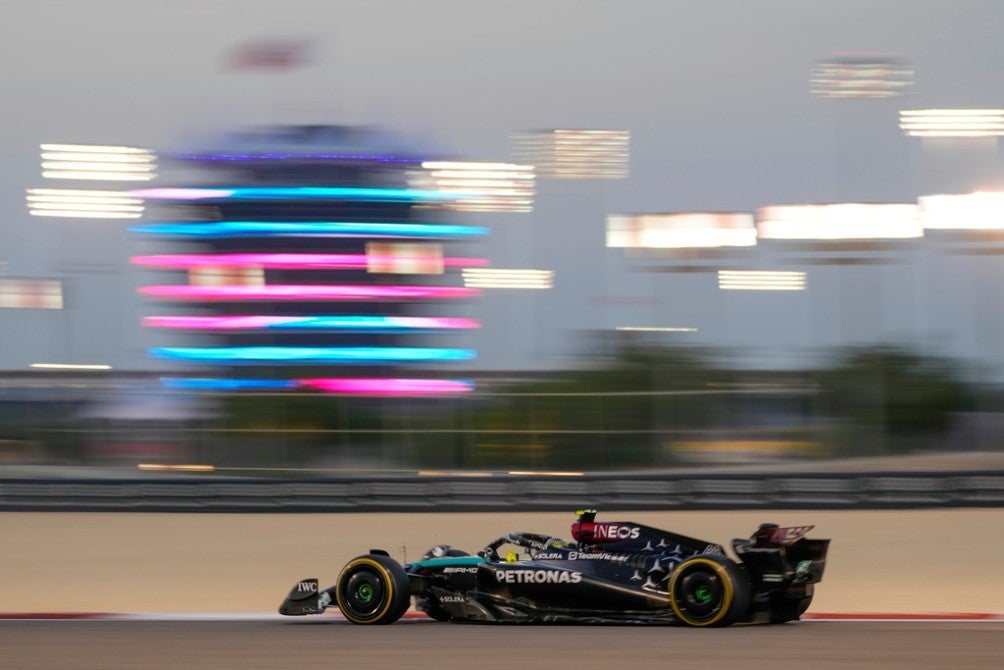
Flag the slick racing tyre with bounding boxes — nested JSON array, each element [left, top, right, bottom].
[[668, 554, 752, 627], [335, 554, 412, 625]]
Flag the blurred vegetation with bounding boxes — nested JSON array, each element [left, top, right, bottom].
[[814, 346, 976, 456], [0, 344, 985, 471], [187, 343, 979, 470]]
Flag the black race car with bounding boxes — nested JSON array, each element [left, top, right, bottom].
[[279, 510, 829, 627]]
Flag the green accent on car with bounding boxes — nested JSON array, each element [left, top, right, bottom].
[[357, 583, 373, 601], [408, 556, 486, 569], [694, 585, 712, 603], [795, 560, 812, 575]]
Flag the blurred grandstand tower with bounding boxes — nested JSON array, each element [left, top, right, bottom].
[[130, 125, 488, 396]]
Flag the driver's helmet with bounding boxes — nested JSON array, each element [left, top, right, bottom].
[[505, 550, 519, 564]]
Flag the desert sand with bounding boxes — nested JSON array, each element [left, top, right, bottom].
[[3, 509, 1002, 614]]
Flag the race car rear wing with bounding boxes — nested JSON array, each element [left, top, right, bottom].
[[733, 524, 830, 585]]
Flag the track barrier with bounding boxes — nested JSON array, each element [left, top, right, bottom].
[[2, 470, 1002, 511]]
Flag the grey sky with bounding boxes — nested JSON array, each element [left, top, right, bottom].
[[3, 1, 1004, 369], [4, 1, 1004, 210]]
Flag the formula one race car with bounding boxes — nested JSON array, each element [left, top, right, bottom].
[[279, 510, 829, 627]]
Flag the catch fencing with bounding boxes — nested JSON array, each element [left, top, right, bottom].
[[1, 470, 1003, 512]]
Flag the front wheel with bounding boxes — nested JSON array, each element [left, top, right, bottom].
[[668, 554, 752, 627], [335, 554, 411, 624]]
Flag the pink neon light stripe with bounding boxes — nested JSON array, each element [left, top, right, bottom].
[[298, 378, 474, 395], [138, 285, 480, 300], [144, 316, 286, 329], [131, 254, 489, 269], [142, 316, 481, 330]]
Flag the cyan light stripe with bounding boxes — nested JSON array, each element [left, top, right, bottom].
[[149, 346, 477, 363], [130, 221, 488, 238]]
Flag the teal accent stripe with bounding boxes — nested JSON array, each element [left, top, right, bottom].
[[409, 556, 485, 569]]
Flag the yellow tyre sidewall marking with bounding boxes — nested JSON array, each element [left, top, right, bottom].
[[668, 557, 735, 627], [336, 558, 396, 624]]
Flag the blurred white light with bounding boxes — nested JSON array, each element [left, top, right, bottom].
[[42, 171, 155, 181], [607, 212, 757, 248], [411, 161, 535, 213], [0, 278, 63, 309], [41, 152, 154, 163], [462, 268, 553, 289], [367, 242, 445, 274], [41, 143, 150, 154], [26, 188, 144, 219], [511, 129, 630, 180], [615, 326, 697, 332], [899, 110, 1004, 137], [756, 203, 922, 240], [718, 270, 806, 291], [189, 266, 264, 287], [920, 192, 1004, 229], [30, 363, 112, 370], [811, 55, 912, 99], [40, 143, 156, 181]]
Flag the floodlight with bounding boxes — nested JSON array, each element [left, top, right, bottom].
[[899, 109, 1004, 137], [26, 188, 144, 219], [607, 212, 756, 248], [41, 143, 156, 181], [511, 129, 629, 179], [919, 192, 1004, 229], [411, 161, 535, 212], [756, 203, 922, 239], [811, 55, 912, 99], [461, 268, 553, 289], [718, 270, 806, 291]]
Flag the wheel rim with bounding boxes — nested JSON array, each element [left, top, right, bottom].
[[679, 570, 722, 618], [343, 569, 386, 618], [670, 560, 732, 626]]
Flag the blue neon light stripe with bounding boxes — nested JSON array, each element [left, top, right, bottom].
[[225, 187, 456, 201], [170, 152, 422, 164], [266, 316, 457, 331], [130, 221, 488, 239], [149, 346, 477, 363], [162, 378, 298, 390], [140, 186, 464, 201]]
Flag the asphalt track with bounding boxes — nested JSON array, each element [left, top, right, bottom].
[[2, 620, 1002, 670]]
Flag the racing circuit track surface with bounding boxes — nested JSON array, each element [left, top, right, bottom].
[[2, 620, 1002, 670]]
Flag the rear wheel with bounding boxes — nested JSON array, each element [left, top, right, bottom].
[[335, 554, 411, 624], [668, 555, 752, 627]]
